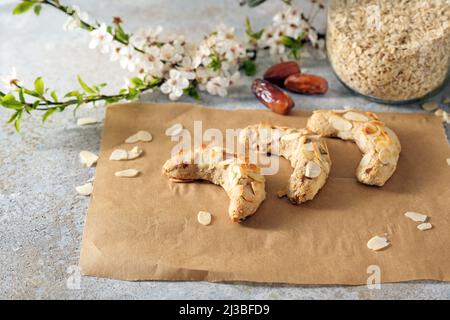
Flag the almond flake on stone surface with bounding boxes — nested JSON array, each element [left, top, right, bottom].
[[305, 161, 321, 178], [165, 123, 183, 137], [77, 117, 98, 126], [125, 130, 153, 143], [127, 146, 143, 160], [109, 149, 128, 161], [417, 223, 433, 231], [76, 183, 93, 196], [115, 169, 139, 177], [343, 111, 369, 122], [79, 150, 98, 167], [367, 236, 390, 251], [197, 211, 212, 226], [421, 101, 439, 112], [434, 109, 444, 117], [329, 116, 353, 131], [404, 211, 428, 222]]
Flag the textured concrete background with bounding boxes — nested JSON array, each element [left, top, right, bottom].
[[0, 0, 449, 299]]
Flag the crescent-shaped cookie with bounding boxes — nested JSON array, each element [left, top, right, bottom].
[[238, 124, 332, 204], [162, 146, 266, 223], [306, 109, 401, 186]]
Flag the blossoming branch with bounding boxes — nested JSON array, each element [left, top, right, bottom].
[[1, 0, 325, 131]]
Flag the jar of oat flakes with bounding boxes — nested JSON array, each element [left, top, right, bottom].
[[327, 0, 450, 104]]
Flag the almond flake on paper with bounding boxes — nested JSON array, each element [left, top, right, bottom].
[[75, 183, 93, 196], [165, 123, 183, 137], [367, 236, 390, 251], [417, 223, 433, 231], [79, 150, 99, 167], [77, 117, 98, 126], [125, 131, 153, 143], [404, 211, 428, 222], [127, 146, 143, 160], [197, 211, 212, 226], [109, 149, 128, 161], [115, 169, 139, 177]]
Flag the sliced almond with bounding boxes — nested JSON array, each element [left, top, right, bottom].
[[109, 149, 128, 161], [79, 150, 99, 167], [77, 117, 98, 126], [434, 109, 444, 117], [75, 183, 93, 196], [404, 211, 428, 222], [343, 111, 369, 122], [367, 236, 390, 251], [443, 111, 449, 124], [127, 146, 143, 160], [421, 101, 439, 112], [115, 169, 139, 178], [417, 223, 433, 231], [125, 130, 153, 143], [165, 123, 183, 137], [305, 161, 321, 178], [447, 158, 450, 166], [197, 211, 212, 226], [329, 116, 353, 131]]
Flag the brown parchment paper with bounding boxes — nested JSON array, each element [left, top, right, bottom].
[[80, 102, 450, 285]]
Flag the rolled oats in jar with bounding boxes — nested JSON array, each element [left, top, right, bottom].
[[327, 0, 450, 104]]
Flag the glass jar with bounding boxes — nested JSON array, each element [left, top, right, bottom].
[[327, 0, 450, 104]]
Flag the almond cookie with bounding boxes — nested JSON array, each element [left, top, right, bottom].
[[306, 109, 401, 186], [238, 124, 331, 204], [162, 146, 266, 223]]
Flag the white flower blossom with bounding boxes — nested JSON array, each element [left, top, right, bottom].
[[130, 26, 163, 49], [118, 46, 141, 72], [160, 69, 190, 100], [160, 43, 183, 63], [140, 46, 164, 77], [89, 23, 113, 54], [0, 67, 21, 90], [206, 76, 229, 97], [63, 6, 89, 31]]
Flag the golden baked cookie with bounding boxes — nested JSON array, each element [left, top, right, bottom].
[[162, 146, 266, 223], [307, 109, 401, 186], [238, 124, 332, 204]]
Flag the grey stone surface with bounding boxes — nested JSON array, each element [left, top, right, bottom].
[[0, 0, 449, 299]]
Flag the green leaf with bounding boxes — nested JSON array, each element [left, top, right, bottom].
[[130, 77, 144, 88], [50, 90, 58, 102], [42, 108, 57, 123], [115, 24, 129, 43], [7, 110, 20, 124], [64, 90, 81, 98], [207, 53, 222, 72], [1, 94, 22, 110], [245, 17, 264, 42], [18, 88, 26, 103], [77, 75, 96, 94], [34, 77, 45, 96], [183, 85, 200, 100], [240, 60, 257, 76], [34, 4, 42, 15], [14, 110, 23, 132], [13, 2, 35, 15]]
